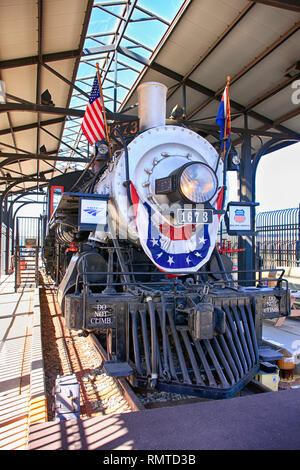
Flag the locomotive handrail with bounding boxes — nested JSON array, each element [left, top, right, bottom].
[[73, 267, 290, 317], [74, 267, 288, 288], [113, 126, 133, 206], [74, 266, 286, 278]]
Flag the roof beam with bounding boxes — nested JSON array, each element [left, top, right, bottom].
[[6, 93, 35, 106], [243, 73, 300, 112], [225, 21, 300, 85], [147, 61, 299, 138], [167, 2, 255, 102], [41, 63, 90, 99], [0, 102, 85, 117], [82, 44, 116, 55], [267, 107, 300, 126], [0, 117, 65, 136], [0, 169, 54, 184], [0, 152, 88, 160], [0, 49, 80, 70], [252, 0, 300, 12], [0, 101, 135, 123], [0, 141, 48, 154], [117, 0, 297, 140], [186, 20, 300, 119], [40, 126, 86, 158], [0, 154, 88, 168], [185, 121, 295, 139], [134, 4, 170, 26], [232, 107, 300, 146], [9, 183, 49, 195]]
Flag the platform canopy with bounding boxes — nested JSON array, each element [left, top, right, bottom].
[[0, 0, 93, 195], [0, 0, 299, 195]]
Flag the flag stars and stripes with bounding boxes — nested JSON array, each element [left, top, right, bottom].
[[81, 74, 106, 146], [151, 238, 159, 246], [167, 256, 175, 266], [131, 183, 213, 273], [198, 235, 207, 245]]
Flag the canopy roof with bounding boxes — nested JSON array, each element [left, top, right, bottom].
[[0, 0, 299, 196]]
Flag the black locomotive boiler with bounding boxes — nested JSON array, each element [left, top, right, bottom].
[[44, 82, 290, 399]]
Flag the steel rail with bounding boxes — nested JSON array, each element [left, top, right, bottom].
[[88, 333, 145, 412]]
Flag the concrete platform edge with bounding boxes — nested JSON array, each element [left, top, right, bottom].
[[29, 287, 47, 425]]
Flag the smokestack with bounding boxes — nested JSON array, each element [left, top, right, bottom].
[[137, 82, 168, 131]]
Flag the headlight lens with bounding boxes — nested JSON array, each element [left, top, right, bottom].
[[179, 162, 218, 203], [97, 143, 108, 155]]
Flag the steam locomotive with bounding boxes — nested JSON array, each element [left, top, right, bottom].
[[44, 82, 290, 399]]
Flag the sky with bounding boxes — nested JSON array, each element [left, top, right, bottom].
[[255, 142, 300, 213]]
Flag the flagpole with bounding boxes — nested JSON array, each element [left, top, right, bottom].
[[222, 75, 231, 160], [96, 62, 112, 159]]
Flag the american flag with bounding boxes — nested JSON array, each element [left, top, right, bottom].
[[81, 74, 106, 145]]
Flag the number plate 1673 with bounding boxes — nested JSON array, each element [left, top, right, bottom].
[[177, 209, 213, 225]]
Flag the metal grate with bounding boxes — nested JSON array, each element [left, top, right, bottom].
[[128, 295, 259, 399]]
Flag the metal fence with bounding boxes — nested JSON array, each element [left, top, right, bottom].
[[256, 207, 300, 269], [15, 216, 42, 247]]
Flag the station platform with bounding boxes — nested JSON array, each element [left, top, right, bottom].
[[28, 388, 300, 450], [0, 274, 46, 450], [2, 270, 300, 451], [263, 317, 300, 373]]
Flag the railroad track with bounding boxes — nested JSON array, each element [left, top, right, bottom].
[[88, 334, 145, 412], [40, 272, 144, 419]]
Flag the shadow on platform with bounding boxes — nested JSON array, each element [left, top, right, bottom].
[[29, 388, 300, 450]]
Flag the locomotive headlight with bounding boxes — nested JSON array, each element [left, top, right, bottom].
[[179, 162, 218, 203], [97, 143, 108, 155], [95, 141, 109, 161], [155, 161, 218, 204]]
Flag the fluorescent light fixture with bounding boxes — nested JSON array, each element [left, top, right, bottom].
[[0, 80, 6, 104], [285, 61, 300, 78]]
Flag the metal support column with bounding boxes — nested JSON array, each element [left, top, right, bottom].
[[238, 115, 255, 285], [114, 50, 118, 114], [297, 202, 300, 267], [182, 82, 186, 117]]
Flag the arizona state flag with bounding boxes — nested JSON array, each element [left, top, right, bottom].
[[216, 77, 231, 152]]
